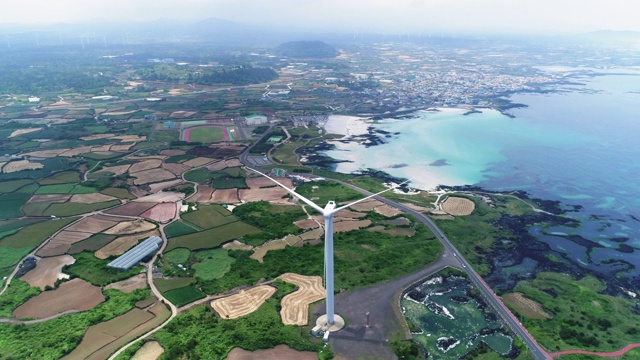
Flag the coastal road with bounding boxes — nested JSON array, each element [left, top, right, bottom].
[[330, 179, 551, 360]]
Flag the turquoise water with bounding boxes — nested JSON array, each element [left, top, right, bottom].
[[324, 73, 640, 282]]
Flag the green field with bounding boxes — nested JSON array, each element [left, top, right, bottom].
[[65, 251, 144, 286], [100, 187, 136, 199], [166, 221, 260, 251], [193, 249, 235, 280], [164, 248, 191, 264], [181, 204, 237, 230], [0, 179, 34, 193], [163, 285, 205, 307], [0, 217, 77, 281], [233, 201, 306, 247], [67, 234, 116, 254], [0, 192, 32, 219], [43, 199, 120, 216], [155, 277, 196, 293], [296, 181, 362, 207], [22, 200, 58, 216], [210, 177, 247, 189], [35, 183, 75, 194], [188, 126, 224, 143], [513, 272, 640, 352], [183, 168, 214, 184], [39, 171, 81, 185], [164, 220, 200, 238]]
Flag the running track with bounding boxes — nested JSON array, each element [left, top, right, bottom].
[[550, 343, 640, 358]]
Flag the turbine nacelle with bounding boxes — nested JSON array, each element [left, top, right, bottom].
[[323, 201, 336, 213]]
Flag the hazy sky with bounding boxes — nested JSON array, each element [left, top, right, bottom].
[[3, 0, 639, 34]]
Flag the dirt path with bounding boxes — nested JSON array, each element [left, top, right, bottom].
[[549, 343, 640, 358]]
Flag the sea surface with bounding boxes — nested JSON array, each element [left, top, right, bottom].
[[323, 72, 640, 284]]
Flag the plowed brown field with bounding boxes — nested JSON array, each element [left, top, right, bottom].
[[239, 188, 290, 203], [95, 230, 159, 259], [140, 203, 176, 223], [183, 157, 215, 168], [441, 196, 475, 216], [190, 185, 214, 203], [129, 159, 163, 173], [13, 278, 104, 319], [37, 231, 93, 256], [226, 345, 318, 360], [162, 163, 191, 176], [105, 274, 147, 293], [20, 255, 75, 290], [104, 219, 156, 235], [148, 179, 183, 193], [70, 193, 117, 204], [3, 160, 44, 173], [211, 285, 276, 319], [210, 189, 239, 203], [132, 168, 176, 185], [105, 202, 156, 216]]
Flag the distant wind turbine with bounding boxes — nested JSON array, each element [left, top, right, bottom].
[[248, 168, 408, 329]]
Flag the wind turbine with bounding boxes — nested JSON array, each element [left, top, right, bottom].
[[247, 168, 408, 330]]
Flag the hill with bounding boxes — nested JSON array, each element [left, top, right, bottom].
[[275, 41, 338, 59]]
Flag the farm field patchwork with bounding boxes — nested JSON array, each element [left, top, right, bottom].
[[165, 221, 259, 251], [181, 204, 236, 229]]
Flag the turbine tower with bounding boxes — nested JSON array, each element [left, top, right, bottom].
[[248, 168, 407, 329]]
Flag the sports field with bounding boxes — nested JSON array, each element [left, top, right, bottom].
[[183, 126, 226, 143]]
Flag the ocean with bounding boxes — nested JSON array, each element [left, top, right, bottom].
[[323, 72, 640, 282]]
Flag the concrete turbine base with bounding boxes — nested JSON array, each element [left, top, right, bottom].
[[316, 314, 345, 332]]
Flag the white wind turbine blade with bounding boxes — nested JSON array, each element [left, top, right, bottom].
[[246, 167, 325, 214], [331, 179, 410, 214]]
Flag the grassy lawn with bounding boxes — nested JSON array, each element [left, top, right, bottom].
[[164, 248, 191, 264], [295, 181, 362, 207], [193, 249, 234, 280], [166, 221, 260, 251], [43, 199, 120, 216], [513, 272, 640, 353], [64, 252, 144, 286], [188, 126, 224, 143], [165, 220, 200, 238], [181, 204, 237, 230], [162, 285, 205, 307]]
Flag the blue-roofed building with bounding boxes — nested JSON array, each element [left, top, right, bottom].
[[107, 236, 163, 270]]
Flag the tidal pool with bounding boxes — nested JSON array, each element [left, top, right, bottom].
[[402, 272, 514, 358]]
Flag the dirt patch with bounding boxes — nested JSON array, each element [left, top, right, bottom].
[[105, 274, 148, 293], [160, 149, 186, 156], [13, 278, 105, 319], [110, 144, 135, 152], [95, 230, 159, 259], [132, 168, 176, 185], [502, 292, 552, 320], [206, 161, 228, 171], [349, 199, 384, 212], [239, 188, 290, 203], [129, 159, 163, 173], [334, 220, 372, 233], [223, 240, 253, 251], [28, 194, 71, 203], [211, 285, 276, 319], [59, 146, 93, 156], [182, 157, 215, 168], [3, 160, 44, 173], [278, 273, 325, 326], [373, 205, 401, 217], [190, 185, 214, 203], [334, 209, 367, 220], [132, 341, 164, 360], [37, 231, 93, 257], [133, 191, 185, 203], [442, 196, 475, 216], [8, 128, 43, 138], [70, 193, 118, 204], [105, 202, 156, 216], [294, 218, 320, 230], [162, 163, 191, 176], [20, 255, 75, 290], [104, 219, 156, 235], [299, 228, 323, 242], [81, 134, 113, 141], [226, 345, 318, 360], [211, 189, 239, 203], [23, 149, 69, 158], [224, 159, 242, 167], [141, 203, 176, 223], [94, 164, 131, 176], [147, 179, 182, 193], [251, 239, 288, 263], [66, 216, 119, 233], [170, 111, 196, 118], [245, 177, 293, 189]]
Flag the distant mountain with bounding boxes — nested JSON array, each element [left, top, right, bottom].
[[275, 41, 338, 58]]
